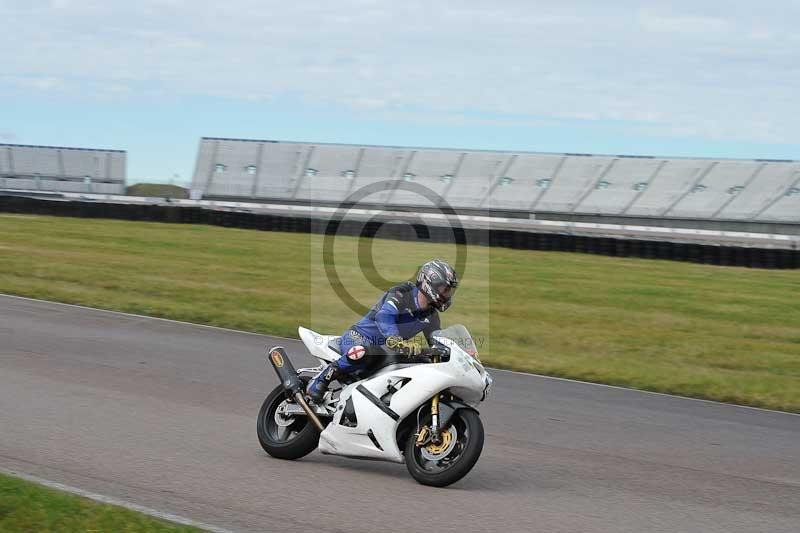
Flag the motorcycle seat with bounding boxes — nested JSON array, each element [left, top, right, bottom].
[[328, 338, 343, 355], [326, 340, 401, 366], [325, 335, 430, 371]]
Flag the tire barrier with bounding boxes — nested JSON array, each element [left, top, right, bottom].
[[1, 195, 798, 269]]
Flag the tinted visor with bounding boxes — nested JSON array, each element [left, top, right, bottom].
[[432, 281, 457, 308], [437, 285, 455, 300]]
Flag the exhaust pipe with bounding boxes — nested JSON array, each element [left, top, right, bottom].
[[267, 346, 325, 433]]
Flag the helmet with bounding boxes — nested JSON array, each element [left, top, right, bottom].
[[415, 259, 458, 312]]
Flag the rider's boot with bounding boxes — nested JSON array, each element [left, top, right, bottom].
[[306, 361, 341, 402]]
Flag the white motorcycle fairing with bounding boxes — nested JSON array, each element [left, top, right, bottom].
[[298, 327, 340, 363], [298, 325, 491, 463]]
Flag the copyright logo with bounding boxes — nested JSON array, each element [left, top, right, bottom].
[[321, 179, 468, 316]]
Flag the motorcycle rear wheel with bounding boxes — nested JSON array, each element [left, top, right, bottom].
[[405, 408, 484, 487], [257, 384, 320, 460]]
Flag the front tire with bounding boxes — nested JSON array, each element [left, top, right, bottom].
[[405, 408, 484, 487], [257, 384, 320, 460]]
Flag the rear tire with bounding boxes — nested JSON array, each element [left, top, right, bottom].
[[405, 408, 484, 487], [257, 384, 320, 460]]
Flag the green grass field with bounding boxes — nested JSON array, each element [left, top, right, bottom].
[[1, 213, 799, 411], [0, 472, 200, 532]]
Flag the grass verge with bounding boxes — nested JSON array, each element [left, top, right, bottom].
[[0, 472, 201, 532], [1, 213, 799, 412]]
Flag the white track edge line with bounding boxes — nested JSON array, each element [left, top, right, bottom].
[[2, 292, 798, 418], [0, 292, 295, 341], [0, 467, 237, 533]]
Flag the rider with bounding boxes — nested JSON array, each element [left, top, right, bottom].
[[306, 259, 459, 402]]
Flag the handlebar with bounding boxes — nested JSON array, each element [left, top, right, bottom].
[[428, 345, 450, 357], [407, 345, 450, 360]]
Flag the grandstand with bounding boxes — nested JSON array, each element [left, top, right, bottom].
[[0, 136, 795, 268], [0, 143, 126, 195], [190, 138, 800, 231]]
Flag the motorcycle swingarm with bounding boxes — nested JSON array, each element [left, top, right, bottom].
[[280, 402, 333, 417]]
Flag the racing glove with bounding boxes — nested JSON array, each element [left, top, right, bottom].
[[385, 335, 422, 356]]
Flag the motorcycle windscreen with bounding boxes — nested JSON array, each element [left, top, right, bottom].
[[432, 324, 480, 360]]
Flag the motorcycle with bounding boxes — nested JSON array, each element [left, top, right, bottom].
[[257, 324, 493, 487]]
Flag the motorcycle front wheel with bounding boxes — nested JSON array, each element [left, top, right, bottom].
[[257, 384, 320, 460], [405, 408, 484, 487]]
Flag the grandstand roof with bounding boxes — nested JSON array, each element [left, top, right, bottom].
[[199, 137, 797, 164], [0, 143, 126, 153]]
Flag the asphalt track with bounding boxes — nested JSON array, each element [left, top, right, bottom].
[[1, 295, 798, 532]]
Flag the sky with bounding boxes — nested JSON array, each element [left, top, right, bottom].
[[2, 0, 799, 184]]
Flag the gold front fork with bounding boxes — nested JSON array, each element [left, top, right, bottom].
[[415, 350, 444, 447], [430, 351, 441, 441]]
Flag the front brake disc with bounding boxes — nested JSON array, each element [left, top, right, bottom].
[[420, 425, 458, 461]]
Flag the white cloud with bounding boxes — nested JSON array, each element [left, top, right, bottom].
[[0, 130, 17, 141], [1, 0, 799, 144], [2, 75, 66, 91]]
